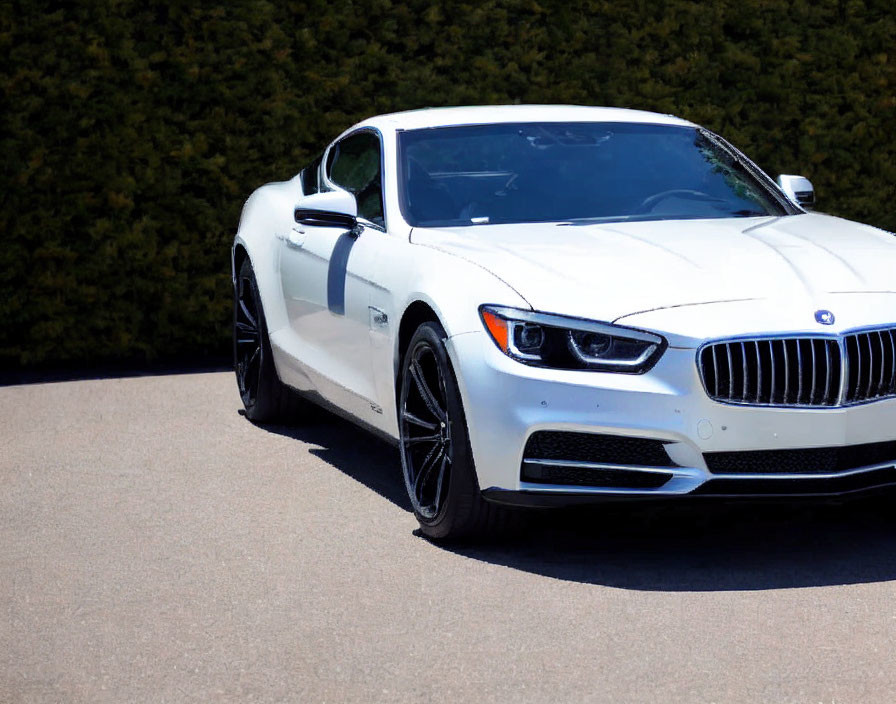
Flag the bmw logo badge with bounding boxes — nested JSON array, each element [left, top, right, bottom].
[[815, 310, 835, 325]]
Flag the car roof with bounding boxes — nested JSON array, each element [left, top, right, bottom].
[[356, 104, 695, 132]]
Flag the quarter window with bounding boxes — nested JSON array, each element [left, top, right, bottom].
[[327, 131, 385, 227], [300, 153, 323, 195]]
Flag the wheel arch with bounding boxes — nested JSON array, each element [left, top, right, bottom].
[[396, 300, 442, 390], [389, 261, 531, 421], [232, 242, 250, 284]]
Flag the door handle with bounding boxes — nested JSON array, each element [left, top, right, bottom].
[[286, 228, 306, 249]]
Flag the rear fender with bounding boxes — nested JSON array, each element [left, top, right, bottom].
[[232, 173, 304, 336]]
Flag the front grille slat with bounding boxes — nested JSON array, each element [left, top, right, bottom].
[[769, 339, 777, 404], [823, 339, 832, 404], [711, 345, 720, 398], [884, 331, 891, 394], [700, 328, 896, 407], [864, 333, 874, 398], [888, 330, 896, 394], [890, 331, 896, 394], [808, 339, 817, 404], [754, 341, 762, 403], [726, 344, 734, 400], [782, 339, 791, 403], [886, 331, 893, 396]]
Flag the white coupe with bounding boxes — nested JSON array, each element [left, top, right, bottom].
[[232, 105, 896, 540]]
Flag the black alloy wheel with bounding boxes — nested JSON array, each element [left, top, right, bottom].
[[233, 257, 306, 423], [399, 321, 509, 540], [234, 262, 263, 410], [400, 335, 453, 520]]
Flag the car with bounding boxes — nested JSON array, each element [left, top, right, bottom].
[[232, 104, 896, 540]]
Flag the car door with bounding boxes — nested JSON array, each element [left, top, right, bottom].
[[278, 129, 386, 420]]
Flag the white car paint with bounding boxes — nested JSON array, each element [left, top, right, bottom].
[[414, 213, 895, 320], [234, 105, 896, 501]]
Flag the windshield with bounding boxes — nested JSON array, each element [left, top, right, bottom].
[[397, 122, 795, 227]]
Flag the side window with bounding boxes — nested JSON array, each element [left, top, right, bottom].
[[326, 131, 385, 228], [300, 153, 322, 195]]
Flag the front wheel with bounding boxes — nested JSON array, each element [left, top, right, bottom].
[[398, 321, 509, 540]]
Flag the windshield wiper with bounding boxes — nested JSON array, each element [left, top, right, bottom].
[[556, 214, 642, 226], [729, 209, 770, 217]]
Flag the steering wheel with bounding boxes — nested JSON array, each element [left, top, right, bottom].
[[636, 189, 726, 213]]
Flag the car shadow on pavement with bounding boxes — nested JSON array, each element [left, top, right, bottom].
[[261, 413, 896, 592], [452, 498, 896, 592], [259, 411, 411, 512]]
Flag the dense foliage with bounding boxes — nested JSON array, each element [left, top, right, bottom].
[[2, 0, 894, 367]]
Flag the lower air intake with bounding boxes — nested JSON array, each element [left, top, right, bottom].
[[521, 461, 672, 489], [705, 440, 896, 475], [523, 431, 675, 466]]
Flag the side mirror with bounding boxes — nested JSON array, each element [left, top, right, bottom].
[[776, 174, 815, 210], [294, 189, 360, 233]]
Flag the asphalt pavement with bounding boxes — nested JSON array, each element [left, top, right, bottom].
[[3, 371, 896, 703]]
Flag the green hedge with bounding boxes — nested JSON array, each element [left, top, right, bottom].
[[2, 1, 895, 367]]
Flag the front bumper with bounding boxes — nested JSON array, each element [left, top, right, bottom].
[[446, 331, 896, 501]]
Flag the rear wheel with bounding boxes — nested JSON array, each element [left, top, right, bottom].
[[399, 321, 510, 540], [234, 257, 307, 423]]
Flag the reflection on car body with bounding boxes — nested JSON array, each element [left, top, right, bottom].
[[233, 105, 896, 540]]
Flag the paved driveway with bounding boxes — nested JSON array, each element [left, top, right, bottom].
[[3, 371, 896, 702]]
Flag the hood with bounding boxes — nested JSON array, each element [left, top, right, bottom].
[[410, 213, 896, 322]]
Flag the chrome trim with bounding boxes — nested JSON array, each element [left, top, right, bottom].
[[837, 335, 850, 405], [754, 340, 762, 402], [808, 339, 816, 403], [566, 331, 657, 368], [705, 461, 896, 481], [698, 325, 896, 408], [506, 321, 544, 362], [517, 459, 896, 497], [865, 332, 875, 397], [887, 330, 896, 390], [726, 343, 734, 399], [782, 339, 790, 403], [768, 339, 776, 403], [712, 345, 720, 398], [522, 458, 676, 475], [823, 340, 832, 403]]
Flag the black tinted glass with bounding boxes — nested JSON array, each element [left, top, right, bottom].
[[300, 153, 322, 195], [398, 122, 791, 227], [328, 132, 384, 227]]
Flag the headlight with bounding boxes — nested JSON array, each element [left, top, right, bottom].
[[479, 305, 666, 373]]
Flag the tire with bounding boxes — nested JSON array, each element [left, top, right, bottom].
[[398, 321, 510, 540], [233, 256, 307, 423]]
